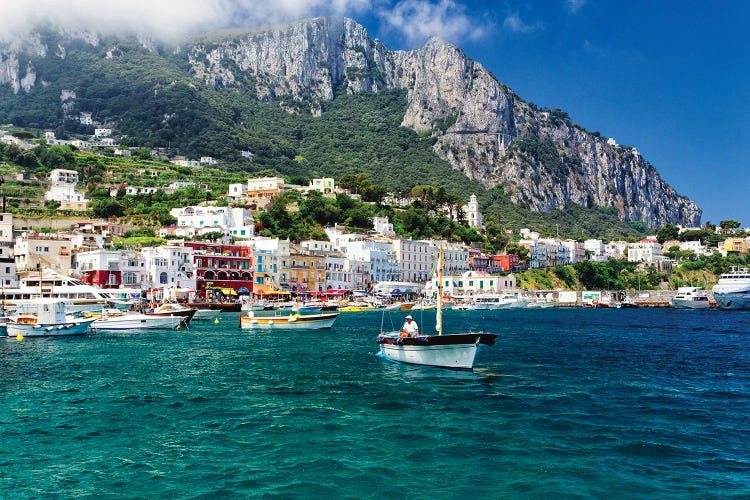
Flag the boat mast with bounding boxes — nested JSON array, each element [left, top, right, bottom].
[[437, 246, 443, 336]]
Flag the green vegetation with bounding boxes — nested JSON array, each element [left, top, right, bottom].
[[0, 35, 660, 238]]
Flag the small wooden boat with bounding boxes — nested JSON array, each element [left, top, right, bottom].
[[376, 248, 497, 369], [240, 310, 339, 330]]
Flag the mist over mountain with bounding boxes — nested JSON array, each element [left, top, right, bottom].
[[0, 16, 701, 227]]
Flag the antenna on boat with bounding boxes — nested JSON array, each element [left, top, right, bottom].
[[437, 247, 443, 336]]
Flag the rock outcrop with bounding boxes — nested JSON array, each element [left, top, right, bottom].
[[0, 17, 701, 226]]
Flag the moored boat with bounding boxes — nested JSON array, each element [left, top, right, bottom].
[[239, 310, 339, 330], [671, 287, 710, 309], [144, 303, 197, 326], [712, 268, 750, 309], [6, 298, 95, 337], [376, 247, 496, 369], [89, 308, 188, 331]]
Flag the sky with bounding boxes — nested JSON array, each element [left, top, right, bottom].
[[2, 0, 748, 226]]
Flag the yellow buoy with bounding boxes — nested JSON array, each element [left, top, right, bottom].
[[214, 318, 220, 324], [16, 334, 24, 341]]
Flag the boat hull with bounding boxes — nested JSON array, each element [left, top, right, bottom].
[[377, 333, 497, 369], [7, 318, 95, 337], [90, 314, 185, 331], [713, 292, 750, 310], [240, 312, 339, 330], [671, 299, 710, 309]]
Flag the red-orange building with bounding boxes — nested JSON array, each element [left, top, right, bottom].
[[184, 242, 254, 297]]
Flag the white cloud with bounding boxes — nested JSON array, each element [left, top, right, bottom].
[[565, 0, 587, 14], [502, 12, 542, 34], [0, 0, 373, 43], [379, 0, 489, 47]]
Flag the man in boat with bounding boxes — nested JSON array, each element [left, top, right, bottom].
[[400, 315, 419, 337]]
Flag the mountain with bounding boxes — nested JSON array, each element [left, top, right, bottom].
[[0, 17, 701, 227]]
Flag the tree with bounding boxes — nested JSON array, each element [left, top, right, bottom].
[[656, 224, 679, 244], [91, 199, 125, 218], [720, 220, 741, 233]]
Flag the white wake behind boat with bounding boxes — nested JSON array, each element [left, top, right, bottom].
[[89, 309, 187, 331], [376, 248, 496, 369], [6, 298, 95, 337]]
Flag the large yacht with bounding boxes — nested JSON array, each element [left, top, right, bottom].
[[712, 268, 750, 310], [2, 268, 142, 312]]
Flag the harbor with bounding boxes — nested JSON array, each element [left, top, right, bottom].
[[2, 308, 749, 497]]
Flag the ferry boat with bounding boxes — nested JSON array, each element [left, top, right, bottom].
[[712, 268, 750, 309], [2, 269, 142, 312]]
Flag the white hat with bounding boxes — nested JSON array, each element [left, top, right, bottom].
[[405, 315, 413, 319]]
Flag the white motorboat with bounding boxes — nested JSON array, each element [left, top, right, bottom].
[[472, 292, 529, 310], [6, 298, 95, 337], [671, 287, 710, 309], [712, 268, 750, 309], [377, 248, 496, 369], [89, 309, 187, 331], [2, 268, 141, 312]]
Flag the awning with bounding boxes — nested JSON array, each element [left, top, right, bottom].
[[221, 288, 238, 295], [237, 287, 250, 294]]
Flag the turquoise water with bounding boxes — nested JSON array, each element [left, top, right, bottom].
[[1, 308, 749, 498]]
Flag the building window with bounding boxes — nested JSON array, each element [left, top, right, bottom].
[[159, 272, 168, 284]]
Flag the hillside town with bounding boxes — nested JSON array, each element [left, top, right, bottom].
[[4, 163, 742, 305]]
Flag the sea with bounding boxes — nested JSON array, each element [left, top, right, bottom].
[[1, 308, 749, 499]]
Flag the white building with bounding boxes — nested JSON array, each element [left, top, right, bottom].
[[80, 112, 93, 125], [170, 206, 254, 238], [200, 156, 217, 165], [605, 240, 628, 259], [344, 239, 400, 285], [0, 212, 14, 258], [392, 238, 433, 282], [141, 245, 196, 289], [424, 270, 517, 297], [462, 194, 483, 229], [432, 241, 470, 276], [74, 249, 148, 288], [301, 240, 334, 254], [373, 216, 395, 238], [627, 241, 664, 263], [561, 239, 585, 264], [14, 233, 73, 274], [159, 226, 197, 240], [46, 169, 89, 210], [94, 128, 112, 138], [227, 183, 248, 198], [325, 254, 369, 290], [325, 226, 366, 252], [583, 239, 609, 262]]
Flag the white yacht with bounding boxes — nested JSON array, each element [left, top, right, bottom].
[[472, 292, 529, 310], [712, 268, 750, 309], [2, 269, 141, 312], [671, 287, 710, 309]]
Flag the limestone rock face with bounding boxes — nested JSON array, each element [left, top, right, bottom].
[[0, 17, 701, 226], [184, 17, 699, 226]]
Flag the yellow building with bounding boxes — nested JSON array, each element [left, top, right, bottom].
[[721, 237, 748, 254], [289, 252, 326, 292]]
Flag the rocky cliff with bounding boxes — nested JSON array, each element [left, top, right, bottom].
[[185, 17, 700, 226], [0, 17, 701, 227]]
